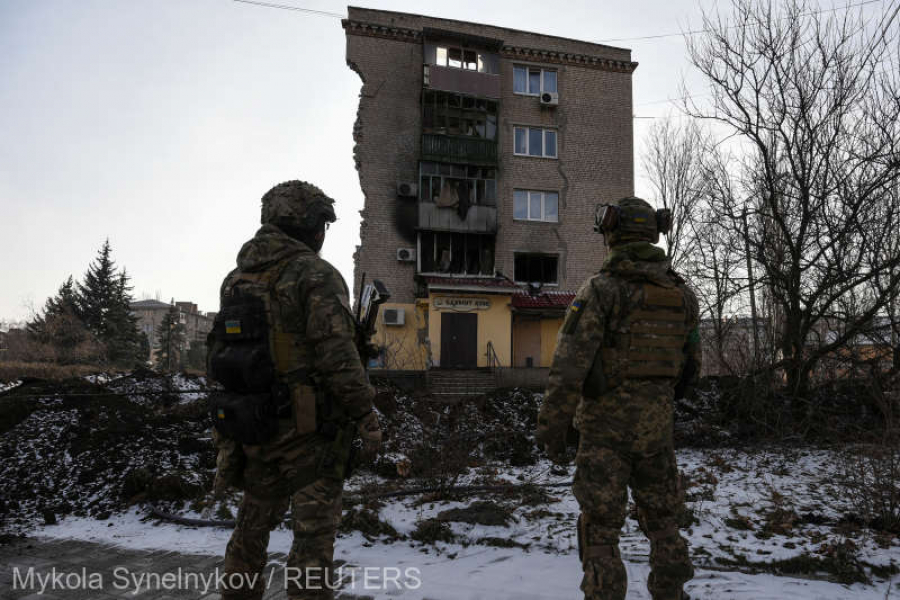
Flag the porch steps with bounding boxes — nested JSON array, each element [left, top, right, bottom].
[[427, 369, 497, 399]]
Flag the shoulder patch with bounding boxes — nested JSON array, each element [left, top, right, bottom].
[[562, 299, 585, 335]]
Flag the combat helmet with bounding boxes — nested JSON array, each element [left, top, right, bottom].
[[594, 196, 671, 247], [261, 180, 336, 233]]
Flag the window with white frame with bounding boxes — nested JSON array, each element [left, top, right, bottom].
[[513, 190, 559, 222], [513, 65, 558, 96], [513, 126, 557, 158]]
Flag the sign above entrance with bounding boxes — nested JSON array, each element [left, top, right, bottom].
[[434, 297, 491, 311]]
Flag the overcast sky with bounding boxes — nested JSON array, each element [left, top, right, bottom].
[[0, 0, 885, 323]]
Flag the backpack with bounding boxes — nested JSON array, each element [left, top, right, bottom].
[[207, 270, 290, 445]]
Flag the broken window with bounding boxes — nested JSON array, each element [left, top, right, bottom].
[[514, 254, 558, 284], [420, 232, 495, 275], [464, 50, 478, 70], [422, 90, 499, 140], [419, 162, 497, 205], [448, 47, 463, 68], [434, 45, 490, 72]]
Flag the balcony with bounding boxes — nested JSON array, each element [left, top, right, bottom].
[[427, 64, 501, 98], [418, 202, 497, 234], [422, 134, 498, 166]]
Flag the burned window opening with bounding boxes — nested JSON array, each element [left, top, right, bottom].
[[514, 253, 558, 284], [420, 162, 497, 206], [422, 90, 498, 140], [420, 232, 495, 276]]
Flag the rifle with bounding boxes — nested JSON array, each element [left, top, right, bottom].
[[343, 273, 390, 477], [354, 273, 391, 367]]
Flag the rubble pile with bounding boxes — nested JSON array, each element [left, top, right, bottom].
[[0, 372, 213, 532]]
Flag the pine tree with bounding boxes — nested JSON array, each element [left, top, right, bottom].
[[26, 276, 99, 363], [155, 303, 186, 372], [27, 276, 82, 339], [106, 268, 143, 364], [77, 240, 144, 366]]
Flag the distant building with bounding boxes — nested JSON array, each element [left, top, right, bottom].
[[343, 7, 636, 371], [0, 327, 26, 359], [131, 300, 214, 362]]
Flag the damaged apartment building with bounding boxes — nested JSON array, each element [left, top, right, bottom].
[[343, 7, 636, 375]]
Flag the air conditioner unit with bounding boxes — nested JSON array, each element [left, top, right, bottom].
[[396, 247, 416, 262], [540, 92, 559, 106], [383, 307, 405, 326], [397, 181, 418, 197]]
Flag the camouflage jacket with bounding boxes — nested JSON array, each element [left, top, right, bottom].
[[215, 225, 374, 495], [538, 242, 700, 452]]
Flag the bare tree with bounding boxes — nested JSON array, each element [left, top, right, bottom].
[[685, 0, 900, 398], [690, 149, 757, 375], [641, 117, 711, 270]]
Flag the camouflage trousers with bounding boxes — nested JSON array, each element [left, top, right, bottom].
[[221, 477, 343, 600], [573, 440, 692, 600]]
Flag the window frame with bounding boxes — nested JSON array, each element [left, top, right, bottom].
[[435, 44, 486, 72], [419, 162, 497, 206], [513, 126, 558, 159], [422, 90, 498, 140], [512, 65, 559, 96], [418, 232, 496, 277], [513, 190, 559, 223]]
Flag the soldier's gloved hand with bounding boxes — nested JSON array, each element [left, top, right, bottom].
[[356, 411, 382, 458], [535, 420, 569, 465]]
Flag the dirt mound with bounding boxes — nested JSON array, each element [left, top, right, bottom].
[[0, 372, 214, 533], [373, 385, 545, 485]]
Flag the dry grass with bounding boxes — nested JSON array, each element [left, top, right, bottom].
[[0, 361, 103, 383]]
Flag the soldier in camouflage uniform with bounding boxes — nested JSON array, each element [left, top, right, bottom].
[[536, 197, 701, 600], [211, 181, 382, 600]]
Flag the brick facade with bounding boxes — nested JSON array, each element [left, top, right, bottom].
[[343, 7, 636, 370]]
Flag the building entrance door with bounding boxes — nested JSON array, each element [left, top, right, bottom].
[[513, 316, 542, 367], [440, 312, 478, 368]]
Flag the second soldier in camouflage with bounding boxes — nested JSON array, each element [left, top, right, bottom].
[[537, 196, 701, 600]]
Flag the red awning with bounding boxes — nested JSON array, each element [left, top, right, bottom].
[[511, 291, 576, 310]]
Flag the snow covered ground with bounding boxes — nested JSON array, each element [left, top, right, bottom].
[[0, 380, 21, 393], [34, 448, 900, 600]]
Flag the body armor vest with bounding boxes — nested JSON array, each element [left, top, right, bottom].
[[586, 281, 688, 396]]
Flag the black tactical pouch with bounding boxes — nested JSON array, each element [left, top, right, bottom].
[[209, 391, 278, 445], [207, 289, 284, 445], [208, 292, 273, 392]]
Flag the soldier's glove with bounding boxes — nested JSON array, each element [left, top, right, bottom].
[[535, 419, 569, 465], [356, 411, 382, 459]]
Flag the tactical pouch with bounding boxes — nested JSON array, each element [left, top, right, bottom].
[[208, 291, 274, 392], [209, 391, 279, 446]]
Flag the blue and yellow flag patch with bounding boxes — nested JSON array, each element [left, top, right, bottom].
[[563, 300, 585, 335], [225, 320, 242, 335]]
